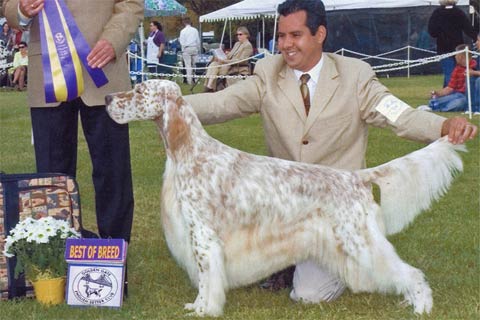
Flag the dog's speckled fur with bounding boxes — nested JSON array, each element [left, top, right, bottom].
[[106, 80, 465, 317]]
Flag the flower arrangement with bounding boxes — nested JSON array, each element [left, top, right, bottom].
[[2, 217, 80, 282]]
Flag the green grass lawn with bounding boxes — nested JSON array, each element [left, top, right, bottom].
[[0, 75, 479, 319]]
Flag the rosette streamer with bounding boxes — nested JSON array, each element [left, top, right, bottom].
[[39, 0, 108, 103]]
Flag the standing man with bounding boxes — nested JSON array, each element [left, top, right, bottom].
[[146, 20, 166, 77], [428, 0, 480, 86], [179, 16, 200, 85], [184, 0, 478, 304], [2, 0, 143, 244]]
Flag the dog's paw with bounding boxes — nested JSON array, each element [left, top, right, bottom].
[[403, 280, 433, 314], [412, 285, 432, 314], [186, 310, 206, 317], [184, 302, 223, 317], [184, 303, 196, 311], [185, 303, 206, 317]]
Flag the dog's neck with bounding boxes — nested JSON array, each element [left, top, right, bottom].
[[157, 100, 213, 161]]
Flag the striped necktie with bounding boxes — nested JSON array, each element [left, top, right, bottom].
[[300, 73, 311, 115]]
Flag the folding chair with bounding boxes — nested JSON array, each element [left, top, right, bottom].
[[158, 53, 177, 80], [190, 54, 212, 93]]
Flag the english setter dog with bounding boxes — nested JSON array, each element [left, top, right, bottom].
[[106, 80, 465, 317]]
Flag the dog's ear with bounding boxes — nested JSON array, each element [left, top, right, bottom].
[[175, 96, 185, 110], [165, 97, 190, 154]]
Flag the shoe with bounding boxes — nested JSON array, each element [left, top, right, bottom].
[[474, 112, 480, 116], [259, 266, 295, 291], [417, 105, 432, 112]]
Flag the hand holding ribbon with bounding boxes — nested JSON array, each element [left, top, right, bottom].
[[87, 39, 116, 69], [19, 0, 45, 18]]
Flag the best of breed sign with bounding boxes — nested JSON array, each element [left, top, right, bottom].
[[65, 238, 127, 307]]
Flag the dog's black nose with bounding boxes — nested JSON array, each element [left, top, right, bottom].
[[105, 94, 113, 106]]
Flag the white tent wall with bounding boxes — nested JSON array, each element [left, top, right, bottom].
[[200, 0, 470, 22], [199, 0, 473, 76]]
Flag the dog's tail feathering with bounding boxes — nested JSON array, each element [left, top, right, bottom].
[[358, 137, 466, 236]]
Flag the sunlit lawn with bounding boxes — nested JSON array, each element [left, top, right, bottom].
[[0, 74, 478, 319]]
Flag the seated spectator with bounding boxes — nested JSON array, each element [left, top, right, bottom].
[[203, 26, 253, 92], [11, 41, 28, 90], [422, 44, 480, 112], [470, 76, 480, 115]]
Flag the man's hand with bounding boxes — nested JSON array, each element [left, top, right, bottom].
[[87, 39, 115, 69], [441, 117, 478, 144], [19, 0, 44, 18]]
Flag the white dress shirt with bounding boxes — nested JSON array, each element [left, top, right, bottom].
[[179, 24, 200, 51]]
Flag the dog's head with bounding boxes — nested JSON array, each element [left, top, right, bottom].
[[105, 80, 182, 124]]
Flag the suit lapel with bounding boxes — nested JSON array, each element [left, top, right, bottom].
[[305, 55, 339, 133], [278, 66, 307, 122]]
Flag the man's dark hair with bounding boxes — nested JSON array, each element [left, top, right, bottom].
[[278, 0, 327, 35]]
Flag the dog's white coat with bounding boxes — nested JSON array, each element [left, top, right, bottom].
[[106, 80, 465, 317]]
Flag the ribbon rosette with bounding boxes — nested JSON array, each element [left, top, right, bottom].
[[39, 0, 108, 103]]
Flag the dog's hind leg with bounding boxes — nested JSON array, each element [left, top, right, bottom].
[[342, 219, 433, 314]]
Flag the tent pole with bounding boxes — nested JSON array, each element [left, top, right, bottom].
[[199, 22, 203, 53], [272, 11, 278, 53], [139, 22, 145, 81], [262, 16, 265, 49], [220, 20, 227, 49], [229, 20, 232, 48]]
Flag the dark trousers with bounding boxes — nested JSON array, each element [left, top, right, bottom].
[[30, 99, 134, 242]]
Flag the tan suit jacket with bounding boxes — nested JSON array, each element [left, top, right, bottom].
[[3, 0, 143, 107], [226, 40, 253, 75], [184, 53, 446, 170]]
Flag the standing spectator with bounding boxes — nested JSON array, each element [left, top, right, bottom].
[[10, 27, 23, 51], [0, 22, 13, 51], [179, 17, 200, 85], [472, 0, 479, 35], [11, 41, 28, 90], [428, 0, 480, 86], [3, 0, 143, 251], [184, 0, 478, 303], [471, 0, 480, 65], [146, 20, 165, 77]]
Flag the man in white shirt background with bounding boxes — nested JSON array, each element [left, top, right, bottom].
[[179, 17, 200, 85]]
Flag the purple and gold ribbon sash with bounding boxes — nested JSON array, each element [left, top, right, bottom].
[[39, 0, 108, 103]]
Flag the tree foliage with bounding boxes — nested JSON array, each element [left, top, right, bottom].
[[179, 0, 241, 16]]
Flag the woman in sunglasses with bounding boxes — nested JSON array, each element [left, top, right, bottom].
[[204, 26, 253, 92], [11, 41, 28, 90]]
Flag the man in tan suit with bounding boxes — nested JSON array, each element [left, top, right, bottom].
[[184, 0, 478, 304], [3, 0, 143, 245]]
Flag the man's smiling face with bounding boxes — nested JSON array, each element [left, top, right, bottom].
[[277, 10, 326, 72]]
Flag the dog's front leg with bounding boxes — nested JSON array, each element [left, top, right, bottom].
[[183, 210, 227, 317]]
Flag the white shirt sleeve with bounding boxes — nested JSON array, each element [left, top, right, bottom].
[[17, 4, 33, 27]]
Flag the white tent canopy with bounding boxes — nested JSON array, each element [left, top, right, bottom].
[[200, 0, 470, 22]]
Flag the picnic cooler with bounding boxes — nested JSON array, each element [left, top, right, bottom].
[[0, 173, 84, 300]]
